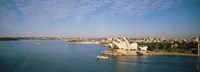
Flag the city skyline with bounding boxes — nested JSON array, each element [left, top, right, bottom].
[[0, 0, 200, 38]]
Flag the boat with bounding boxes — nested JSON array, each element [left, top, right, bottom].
[[35, 42, 41, 45], [97, 56, 109, 59]]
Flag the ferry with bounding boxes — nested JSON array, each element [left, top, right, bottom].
[[97, 56, 109, 59]]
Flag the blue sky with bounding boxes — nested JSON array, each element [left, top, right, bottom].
[[0, 0, 200, 38]]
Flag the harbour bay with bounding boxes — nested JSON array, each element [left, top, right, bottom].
[[0, 40, 199, 72]]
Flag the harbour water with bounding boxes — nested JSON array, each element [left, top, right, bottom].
[[0, 40, 200, 72]]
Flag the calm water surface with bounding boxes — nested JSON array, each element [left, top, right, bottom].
[[0, 40, 200, 72]]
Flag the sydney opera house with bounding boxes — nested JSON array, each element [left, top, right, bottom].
[[101, 37, 148, 55]]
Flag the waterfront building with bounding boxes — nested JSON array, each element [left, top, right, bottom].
[[102, 37, 148, 55], [110, 37, 148, 51], [192, 37, 199, 42]]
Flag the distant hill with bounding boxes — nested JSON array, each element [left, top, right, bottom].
[[0, 38, 20, 41]]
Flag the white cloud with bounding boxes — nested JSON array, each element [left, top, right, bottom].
[[2, 0, 186, 23], [105, 0, 184, 16]]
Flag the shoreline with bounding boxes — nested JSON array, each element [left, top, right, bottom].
[[148, 52, 200, 56], [67, 42, 99, 44], [101, 50, 200, 56]]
